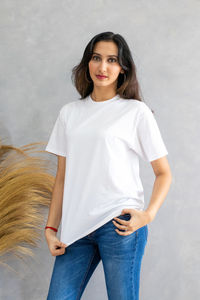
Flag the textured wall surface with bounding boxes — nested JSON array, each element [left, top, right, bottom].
[[1, 0, 200, 299]]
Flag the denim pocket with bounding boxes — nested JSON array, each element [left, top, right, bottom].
[[116, 213, 131, 222]]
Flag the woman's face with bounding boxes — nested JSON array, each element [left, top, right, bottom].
[[88, 41, 123, 89]]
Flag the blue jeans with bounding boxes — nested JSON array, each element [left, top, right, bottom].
[[46, 213, 148, 300]]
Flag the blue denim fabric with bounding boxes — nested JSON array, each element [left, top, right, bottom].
[[46, 213, 148, 300]]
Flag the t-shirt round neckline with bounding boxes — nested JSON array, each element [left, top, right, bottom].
[[88, 93, 120, 104]]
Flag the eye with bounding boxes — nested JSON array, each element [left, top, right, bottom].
[[92, 56, 117, 63], [108, 58, 117, 63], [92, 55, 100, 61]]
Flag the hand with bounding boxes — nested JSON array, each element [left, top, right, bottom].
[[112, 208, 151, 236], [45, 229, 67, 256]]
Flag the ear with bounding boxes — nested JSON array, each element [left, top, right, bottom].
[[120, 69, 124, 74]]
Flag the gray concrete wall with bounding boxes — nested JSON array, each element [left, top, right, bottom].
[[0, 0, 199, 299]]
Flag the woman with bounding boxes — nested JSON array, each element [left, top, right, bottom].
[[45, 31, 172, 300]]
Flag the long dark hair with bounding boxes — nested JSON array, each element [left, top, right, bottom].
[[71, 31, 154, 111]]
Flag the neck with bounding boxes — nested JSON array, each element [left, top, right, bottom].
[[91, 87, 117, 102]]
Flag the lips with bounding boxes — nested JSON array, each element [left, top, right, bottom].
[[96, 75, 107, 79]]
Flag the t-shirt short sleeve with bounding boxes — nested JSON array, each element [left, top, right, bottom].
[[45, 108, 67, 157], [132, 103, 168, 162]]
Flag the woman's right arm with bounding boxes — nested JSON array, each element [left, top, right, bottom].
[[45, 155, 67, 256]]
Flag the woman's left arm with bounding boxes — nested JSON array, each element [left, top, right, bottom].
[[113, 156, 172, 235], [145, 156, 172, 223]]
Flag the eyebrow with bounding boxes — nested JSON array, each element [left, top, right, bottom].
[[92, 52, 118, 58]]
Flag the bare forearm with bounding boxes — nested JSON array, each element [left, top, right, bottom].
[[46, 179, 64, 229], [145, 173, 172, 222]]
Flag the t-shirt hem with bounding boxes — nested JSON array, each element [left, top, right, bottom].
[[60, 205, 144, 247]]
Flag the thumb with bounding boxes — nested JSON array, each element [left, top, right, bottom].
[[54, 238, 67, 248], [121, 208, 136, 215], [58, 240, 67, 247], [121, 209, 131, 215]]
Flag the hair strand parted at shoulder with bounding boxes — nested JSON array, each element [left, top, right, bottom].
[[70, 31, 154, 113]]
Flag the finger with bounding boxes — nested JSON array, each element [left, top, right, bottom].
[[57, 249, 66, 256], [52, 247, 65, 256], [113, 217, 130, 225], [115, 228, 133, 236], [60, 242, 67, 247], [55, 245, 66, 250], [56, 242, 67, 248], [121, 209, 135, 215], [112, 220, 127, 231]]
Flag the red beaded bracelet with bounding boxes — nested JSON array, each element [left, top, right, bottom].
[[45, 226, 58, 232]]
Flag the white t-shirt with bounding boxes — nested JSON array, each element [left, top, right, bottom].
[[45, 93, 168, 246]]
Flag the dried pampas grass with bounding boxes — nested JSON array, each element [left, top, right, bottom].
[[0, 139, 55, 267]]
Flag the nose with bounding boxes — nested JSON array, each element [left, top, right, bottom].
[[98, 60, 107, 73]]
